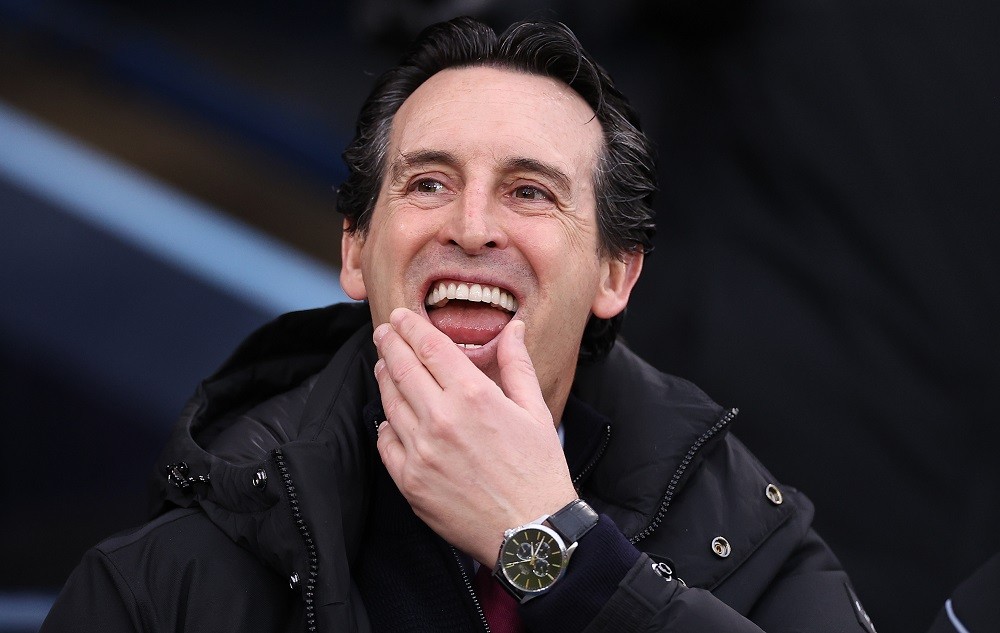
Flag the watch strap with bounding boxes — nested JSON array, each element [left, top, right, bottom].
[[546, 498, 598, 544]]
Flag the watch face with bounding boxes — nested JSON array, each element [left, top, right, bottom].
[[499, 524, 567, 593]]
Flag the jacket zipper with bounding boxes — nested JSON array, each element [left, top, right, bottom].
[[274, 448, 320, 633], [572, 424, 612, 487], [165, 461, 211, 490], [452, 547, 491, 632], [630, 407, 739, 545]]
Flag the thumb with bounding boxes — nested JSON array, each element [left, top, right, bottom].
[[497, 320, 551, 424]]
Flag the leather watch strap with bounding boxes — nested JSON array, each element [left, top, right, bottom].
[[546, 499, 598, 544]]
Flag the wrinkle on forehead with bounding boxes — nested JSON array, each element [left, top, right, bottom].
[[395, 67, 600, 138], [386, 67, 603, 208]]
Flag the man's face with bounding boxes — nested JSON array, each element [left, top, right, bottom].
[[341, 66, 641, 415]]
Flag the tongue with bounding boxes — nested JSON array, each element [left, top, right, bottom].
[[428, 302, 513, 346]]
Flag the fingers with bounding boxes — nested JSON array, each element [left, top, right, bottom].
[[385, 307, 472, 390], [373, 355, 413, 426], [374, 308, 478, 442], [374, 308, 550, 432], [373, 311, 450, 422], [374, 310, 442, 396], [497, 320, 551, 424], [376, 420, 405, 478]]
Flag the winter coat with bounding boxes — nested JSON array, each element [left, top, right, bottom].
[[42, 302, 876, 632]]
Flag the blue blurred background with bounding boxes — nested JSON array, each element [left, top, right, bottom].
[[2, 1, 998, 632]]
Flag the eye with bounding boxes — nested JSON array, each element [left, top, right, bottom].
[[512, 185, 551, 201], [413, 179, 446, 194]]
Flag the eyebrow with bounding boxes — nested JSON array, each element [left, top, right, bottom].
[[388, 150, 459, 185], [501, 157, 573, 197]]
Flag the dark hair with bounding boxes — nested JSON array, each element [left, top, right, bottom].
[[338, 17, 656, 361]]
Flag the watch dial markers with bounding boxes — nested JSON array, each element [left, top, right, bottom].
[[500, 526, 566, 592]]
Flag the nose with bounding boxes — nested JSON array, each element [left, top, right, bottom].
[[438, 186, 508, 254]]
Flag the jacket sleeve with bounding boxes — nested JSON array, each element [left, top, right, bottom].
[[39, 509, 295, 633], [521, 516, 874, 633], [744, 526, 877, 633], [522, 518, 767, 633], [40, 548, 141, 633], [586, 554, 767, 633]]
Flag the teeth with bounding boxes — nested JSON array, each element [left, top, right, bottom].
[[425, 282, 519, 312]]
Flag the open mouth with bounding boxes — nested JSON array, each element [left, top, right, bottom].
[[425, 281, 519, 349]]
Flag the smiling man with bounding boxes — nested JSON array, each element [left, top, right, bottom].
[[341, 62, 639, 574], [42, 17, 874, 633]]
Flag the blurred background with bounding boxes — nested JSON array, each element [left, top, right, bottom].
[[2, 1, 997, 632]]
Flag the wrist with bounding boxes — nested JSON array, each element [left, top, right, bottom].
[[544, 499, 599, 544], [478, 492, 580, 567], [491, 498, 600, 602], [520, 517, 642, 630]]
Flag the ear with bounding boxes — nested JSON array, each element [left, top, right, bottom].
[[591, 250, 643, 319], [340, 219, 368, 301]]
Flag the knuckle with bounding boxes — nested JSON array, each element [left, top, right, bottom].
[[399, 461, 430, 498], [455, 377, 491, 402], [411, 438, 437, 465], [415, 332, 450, 361], [422, 403, 457, 439], [388, 355, 423, 384], [382, 394, 407, 421]]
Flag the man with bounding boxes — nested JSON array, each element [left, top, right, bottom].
[[42, 17, 874, 632]]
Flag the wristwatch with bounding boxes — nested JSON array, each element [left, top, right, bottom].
[[492, 499, 599, 602]]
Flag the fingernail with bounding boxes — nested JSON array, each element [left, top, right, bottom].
[[374, 358, 385, 378], [373, 323, 388, 345], [377, 420, 388, 435], [513, 319, 525, 341]]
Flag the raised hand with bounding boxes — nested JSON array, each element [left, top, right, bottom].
[[373, 307, 578, 566]]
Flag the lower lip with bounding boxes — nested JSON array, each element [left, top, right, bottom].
[[446, 327, 503, 365]]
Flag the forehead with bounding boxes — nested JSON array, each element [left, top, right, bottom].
[[388, 66, 603, 181]]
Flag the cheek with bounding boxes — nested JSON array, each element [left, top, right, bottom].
[[362, 214, 420, 268], [358, 219, 433, 314], [358, 236, 395, 303], [554, 253, 604, 298], [545, 209, 602, 269], [520, 229, 602, 295], [381, 212, 440, 258]]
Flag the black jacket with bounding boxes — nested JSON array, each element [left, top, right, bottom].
[[43, 303, 875, 632]]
